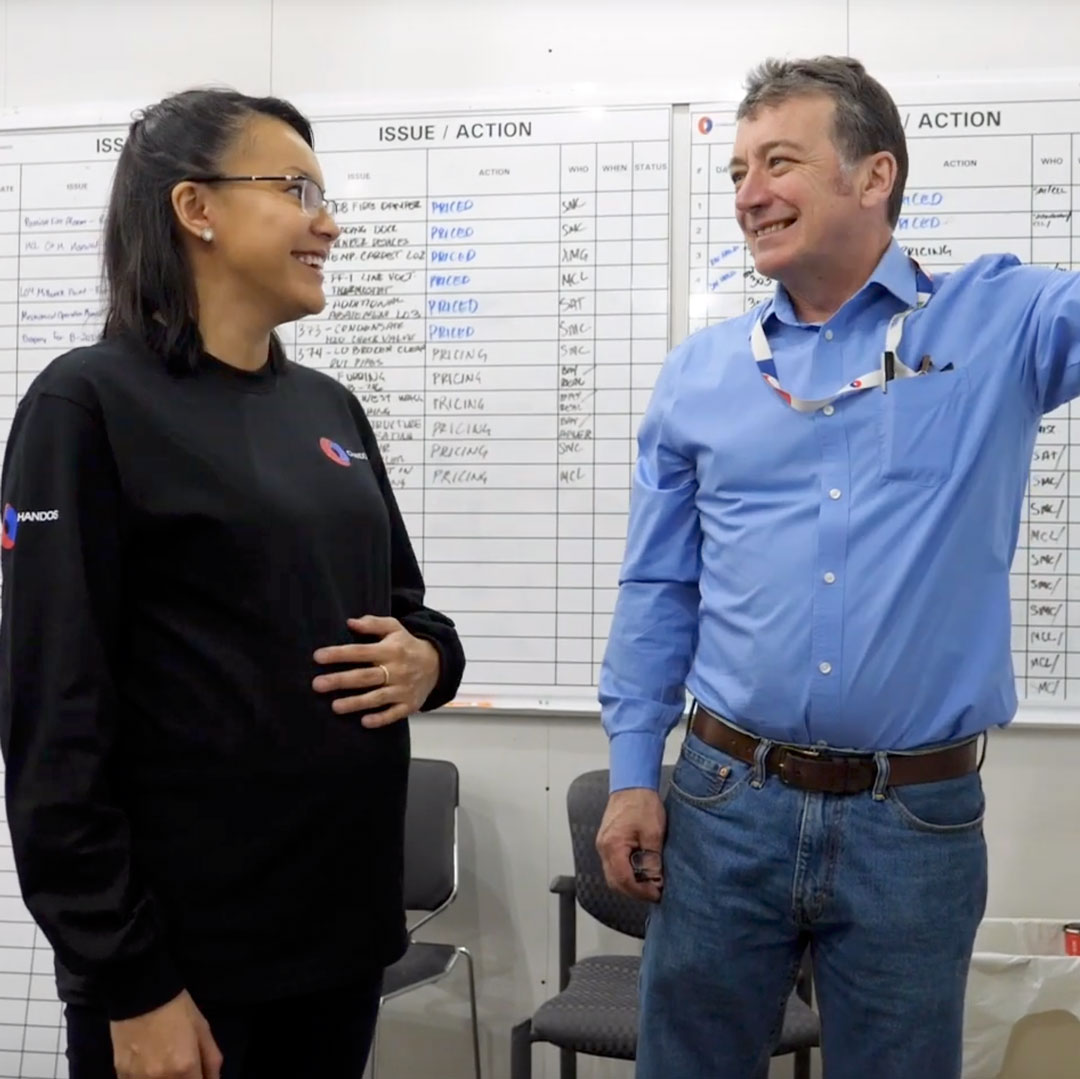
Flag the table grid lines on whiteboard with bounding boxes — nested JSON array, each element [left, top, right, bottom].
[[277, 108, 672, 696]]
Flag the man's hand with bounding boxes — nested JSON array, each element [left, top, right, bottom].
[[110, 990, 222, 1079], [312, 615, 440, 727], [595, 787, 667, 902]]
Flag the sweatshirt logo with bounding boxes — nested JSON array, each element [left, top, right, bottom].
[[1, 505, 16, 550], [1, 504, 60, 550], [319, 437, 367, 467]]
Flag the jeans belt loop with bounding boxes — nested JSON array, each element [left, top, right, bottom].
[[871, 750, 891, 801], [751, 737, 772, 788], [686, 698, 699, 740]]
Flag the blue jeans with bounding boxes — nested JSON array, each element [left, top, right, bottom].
[[637, 731, 988, 1078]]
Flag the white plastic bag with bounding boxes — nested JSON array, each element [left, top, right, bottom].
[[963, 918, 1080, 1078]]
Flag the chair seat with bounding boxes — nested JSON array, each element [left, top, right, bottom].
[[776, 992, 820, 1052], [532, 955, 640, 1059], [531, 954, 820, 1060], [382, 941, 458, 999]]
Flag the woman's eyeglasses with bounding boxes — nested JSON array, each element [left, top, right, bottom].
[[187, 174, 339, 217]]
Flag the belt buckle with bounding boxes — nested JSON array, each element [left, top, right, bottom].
[[775, 745, 824, 786]]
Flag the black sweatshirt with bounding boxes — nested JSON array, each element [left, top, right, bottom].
[[0, 335, 464, 1020]]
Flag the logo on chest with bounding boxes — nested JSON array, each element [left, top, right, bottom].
[[319, 437, 368, 467]]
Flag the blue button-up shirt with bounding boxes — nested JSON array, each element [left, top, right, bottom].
[[600, 240, 1080, 792]]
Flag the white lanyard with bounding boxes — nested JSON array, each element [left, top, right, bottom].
[[749, 270, 934, 415]]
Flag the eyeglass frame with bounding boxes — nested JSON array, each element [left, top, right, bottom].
[[184, 174, 339, 218]]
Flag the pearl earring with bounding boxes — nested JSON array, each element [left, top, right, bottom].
[[200, 227, 214, 243]]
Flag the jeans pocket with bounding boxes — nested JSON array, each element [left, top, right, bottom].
[[887, 771, 985, 834], [668, 732, 753, 808], [880, 368, 968, 487]]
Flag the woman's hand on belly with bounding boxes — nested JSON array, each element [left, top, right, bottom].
[[312, 615, 440, 727]]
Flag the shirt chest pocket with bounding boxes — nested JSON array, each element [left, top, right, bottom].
[[879, 368, 969, 487]]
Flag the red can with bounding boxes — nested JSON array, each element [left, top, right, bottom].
[[1065, 923, 1080, 957]]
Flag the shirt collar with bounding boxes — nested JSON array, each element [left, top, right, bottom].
[[762, 239, 918, 328]]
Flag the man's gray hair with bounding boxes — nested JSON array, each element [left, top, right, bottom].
[[737, 56, 908, 227]]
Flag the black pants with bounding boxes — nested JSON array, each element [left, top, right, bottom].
[[65, 977, 383, 1079]]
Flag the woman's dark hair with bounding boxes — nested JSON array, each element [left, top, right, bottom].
[[101, 88, 314, 373]]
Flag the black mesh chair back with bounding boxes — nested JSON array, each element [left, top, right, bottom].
[[402, 757, 459, 912]]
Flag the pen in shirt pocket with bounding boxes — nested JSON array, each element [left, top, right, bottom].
[[919, 356, 955, 375]]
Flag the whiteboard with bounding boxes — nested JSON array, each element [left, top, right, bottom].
[[0, 105, 674, 722], [689, 84, 1080, 724], [306, 106, 672, 708]]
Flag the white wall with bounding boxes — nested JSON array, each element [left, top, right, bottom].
[[2, 1, 1080, 1076]]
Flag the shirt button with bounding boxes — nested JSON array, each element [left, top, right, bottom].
[[829, 488, 842, 500], [823, 572, 836, 584], [822, 404, 835, 416], [824, 329, 834, 341], [819, 661, 833, 675]]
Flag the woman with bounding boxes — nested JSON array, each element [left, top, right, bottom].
[[0, 89, 464, 1079]]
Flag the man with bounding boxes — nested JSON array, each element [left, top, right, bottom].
[[597, 56, 1080, 1078]]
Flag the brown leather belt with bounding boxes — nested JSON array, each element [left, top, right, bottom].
[[690, 704, 979, 794]]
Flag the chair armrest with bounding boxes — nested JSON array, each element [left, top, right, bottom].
[[551, 875, 577, 990], [550, 874, 576, 896]]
